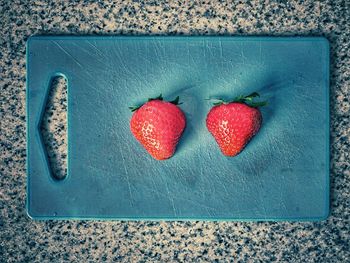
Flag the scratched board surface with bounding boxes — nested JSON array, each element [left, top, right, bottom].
[[27, 36, 329, 220]]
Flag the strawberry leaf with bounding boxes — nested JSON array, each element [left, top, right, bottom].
[[129, 106, 141, 112], [246, 101, 268, 108], [148, 94, 163, 102], [245, 92, 260, 98], [169, 96, 182, 105], [208, 98, 225, 106], [129, 94, 183, 112], [209, 91, 267, 108], [232, 95, 245, 103]]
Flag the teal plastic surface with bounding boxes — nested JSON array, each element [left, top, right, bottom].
[[26, 36, 329, 221]]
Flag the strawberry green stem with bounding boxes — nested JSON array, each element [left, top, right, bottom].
[[129, 94, 182, 112], [208, 92, 267, 108]]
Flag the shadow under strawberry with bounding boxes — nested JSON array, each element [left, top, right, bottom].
[[169, 87, 205, 156], [232, 79, 312, 177]]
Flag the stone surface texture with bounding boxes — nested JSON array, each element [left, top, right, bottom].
[[1, 0, 349, 262]]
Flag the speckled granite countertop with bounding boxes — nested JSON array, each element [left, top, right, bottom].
[[1, 0, 349, 262]]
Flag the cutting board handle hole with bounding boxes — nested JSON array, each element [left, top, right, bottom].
[[40, 75, 68, 180]]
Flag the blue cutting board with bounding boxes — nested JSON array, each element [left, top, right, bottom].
[[26, 36, 329, 220]]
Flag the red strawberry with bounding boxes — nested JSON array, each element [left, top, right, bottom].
[[206, 92, 267, 157], [130, 94, 186, 160]]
